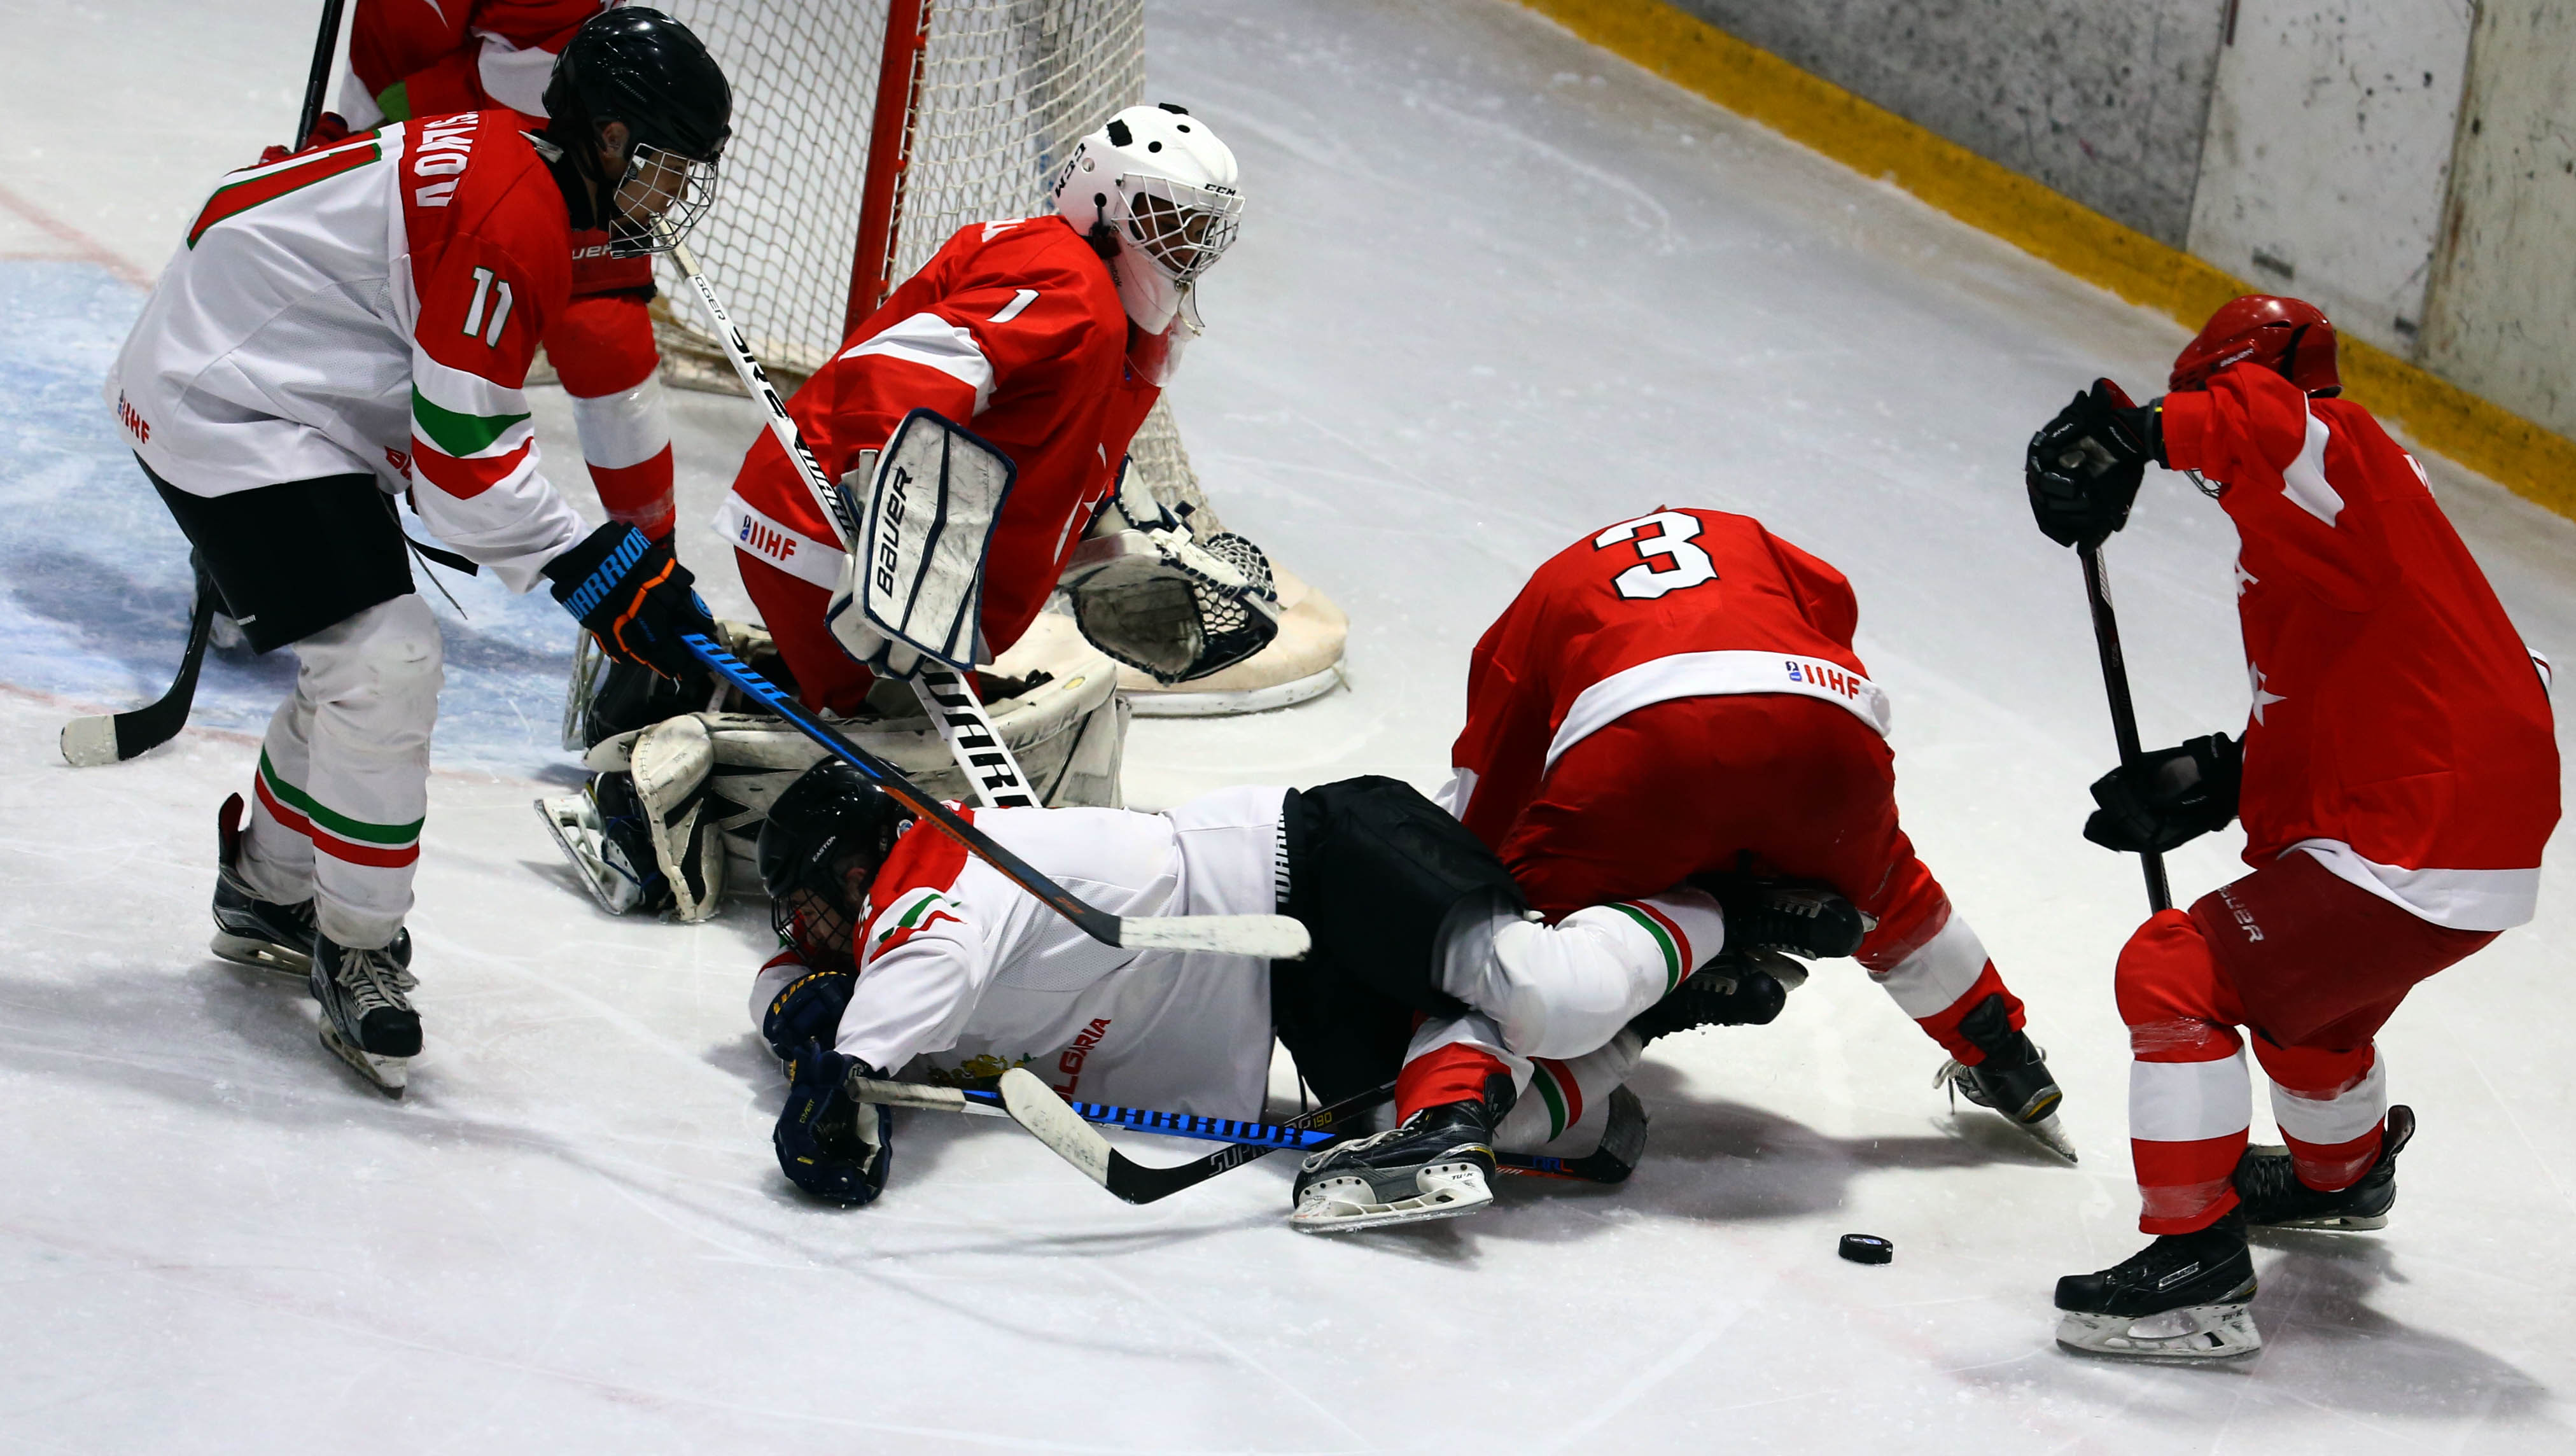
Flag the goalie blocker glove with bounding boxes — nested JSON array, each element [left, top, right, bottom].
[[2026, 379, 2162, 550], [545, 521, 718, 680], [2085, 732, 2241, 854], [826, 410, 1015, 680], [773, 1042, 892, 1205]]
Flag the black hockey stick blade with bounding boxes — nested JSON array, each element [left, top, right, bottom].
[[997, 1068, 1397, 1205], [682, 634, 1310, 960], [1493, 1086, 1649, 1184], [62, 584, 218, 766]]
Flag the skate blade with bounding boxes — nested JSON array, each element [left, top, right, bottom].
[[2259, 1211, 2389, 1232], [319, 1025, 409, 1099], [210, 930, 311, 976], [2011, 1110, 2079, 1164], [1289, 1167, 1494, 1234], [533, 795, 633, 915], [2055, 1300, 2260, 1360]]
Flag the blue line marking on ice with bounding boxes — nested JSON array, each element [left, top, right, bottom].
[[0, 260, 584, 781]]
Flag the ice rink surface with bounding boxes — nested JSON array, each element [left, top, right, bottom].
[[5, 2, 2574, 1450]]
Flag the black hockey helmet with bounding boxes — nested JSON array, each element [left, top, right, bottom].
[[542, 6, 731, 255], [759, 759, 911, 966]]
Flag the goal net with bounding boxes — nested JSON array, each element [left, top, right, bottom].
[[654, 0, 1343, 711]]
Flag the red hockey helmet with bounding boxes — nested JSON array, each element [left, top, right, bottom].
[[2169, 295, 2340, 395]]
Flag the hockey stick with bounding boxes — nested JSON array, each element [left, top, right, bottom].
[[2078, 543, 2173, 913], [295, 0, 349, 151], [683, 631, 1308, 958], [654, 222, 1039, 811], [60, 559, 220, 767], [991, 1067, 1646, 1204]]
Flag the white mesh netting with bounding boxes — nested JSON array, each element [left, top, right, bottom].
[[651, 0, 1144, 383]]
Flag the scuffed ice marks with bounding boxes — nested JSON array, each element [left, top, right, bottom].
[[0, 259, 580, 778]]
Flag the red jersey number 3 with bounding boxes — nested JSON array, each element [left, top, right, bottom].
[[1594, 510, 1719, 599]]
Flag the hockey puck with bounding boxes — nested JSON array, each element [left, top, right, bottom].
[[1838, 1234, 1893, 1265]]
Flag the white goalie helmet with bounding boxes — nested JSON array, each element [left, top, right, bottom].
[[1053, 102, 1242, 379]]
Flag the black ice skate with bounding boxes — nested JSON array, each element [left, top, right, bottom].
[[1289, 1077, 1512, 1233], [311, 935, 421, 1098], [1933, 992, 2075, 1163], [535, 771, 673, 916], [211, 794, 409, 976], [1700, 874, 1870, 960], [2054, 1210, 2260, 1359], [1627, 948, 1808, 1044], [2235, 1104, 2414, 1231]]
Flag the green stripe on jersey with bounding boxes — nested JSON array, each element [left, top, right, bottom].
[[1609, 903, 1686, 992], [411, 387, 531, 458], [258, 751, 425, 845]]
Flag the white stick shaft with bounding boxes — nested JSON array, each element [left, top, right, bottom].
[[660, 225, 1040, 813]]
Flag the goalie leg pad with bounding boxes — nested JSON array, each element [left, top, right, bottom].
[[630, 714, 727, 921]]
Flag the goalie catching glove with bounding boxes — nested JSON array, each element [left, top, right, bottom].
[[825, 409, 1015, 680], [1058, 464, 1282, 683]]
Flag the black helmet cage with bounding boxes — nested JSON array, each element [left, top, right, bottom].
[[758, 762, 908, 969], [542, 6, 732, 256]]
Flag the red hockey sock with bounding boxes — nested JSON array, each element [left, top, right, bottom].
[[1396, 1043, 1508, 1121]]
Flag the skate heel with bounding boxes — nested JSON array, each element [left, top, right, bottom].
[[2055, 1277, 2261, 1359]]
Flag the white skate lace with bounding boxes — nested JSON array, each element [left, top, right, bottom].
[[334, 948, 417, 1012]]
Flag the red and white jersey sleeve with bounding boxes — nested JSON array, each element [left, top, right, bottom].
[[347, 0, 608, 125], [719, 216, 1159, 658], [2161, 365, 2559, 930], [745, 787, 1285, 1119], [107, 114, 585, 592], [1445, 508, 1891, 844], [393, 113, 585, 587]]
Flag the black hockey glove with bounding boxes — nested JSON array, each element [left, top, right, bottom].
[[2083, 732, 2241, 854], [773, 1044, 892, 1206], [2026, 379, 2162, 550], [544, 522, 718, 681], [760, 966, 856, 1063]]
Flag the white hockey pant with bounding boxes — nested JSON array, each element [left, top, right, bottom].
[[1434, 888, 1728, 1060], [236, 594, 442, 949]]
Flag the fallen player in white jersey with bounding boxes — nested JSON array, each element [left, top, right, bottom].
[[746, 762, 1851, 1229]]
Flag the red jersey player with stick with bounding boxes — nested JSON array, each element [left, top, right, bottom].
[[2026, 296, 2559, 1359], [1380, 508, 2071, 1163]]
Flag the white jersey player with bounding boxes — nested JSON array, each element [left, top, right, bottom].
[[746, 762, 1848, 1229], [104, 8, 729, 1095]]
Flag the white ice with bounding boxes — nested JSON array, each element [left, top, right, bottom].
[[4, 2, 2573, 1450]]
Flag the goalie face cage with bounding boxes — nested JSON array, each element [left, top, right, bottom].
[[652, 0, 1146, 382]]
